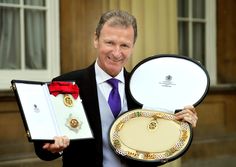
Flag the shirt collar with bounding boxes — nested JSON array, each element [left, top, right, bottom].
[[95, 60, 124, 84]]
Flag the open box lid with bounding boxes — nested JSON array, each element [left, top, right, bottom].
[[11, 80, 94, 141], [128, 54, 210, 113]]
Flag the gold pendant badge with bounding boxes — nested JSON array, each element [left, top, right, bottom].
[[63, 94, 73, 107]]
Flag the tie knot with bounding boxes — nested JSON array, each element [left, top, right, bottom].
[[107, 78, 119, 89]]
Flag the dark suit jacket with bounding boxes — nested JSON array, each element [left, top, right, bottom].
[[34, 63, 158, 167]]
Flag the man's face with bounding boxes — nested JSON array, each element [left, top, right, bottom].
[[94, 23, 135, 77]]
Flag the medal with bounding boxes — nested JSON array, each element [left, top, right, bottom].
[[65, 113, 82, 133], [70, 118, 79, 128], [63, 94, 73, 107], [148, 120, 158, 131], [147, 115, 159, 131]]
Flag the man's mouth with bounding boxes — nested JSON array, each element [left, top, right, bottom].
[[108, 55, 122, 62]]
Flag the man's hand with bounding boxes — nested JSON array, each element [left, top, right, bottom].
[[175, 105, 198, 127], [42, 136, 70, 153]]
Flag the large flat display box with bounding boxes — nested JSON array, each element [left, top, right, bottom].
[[109, 54, 210, 166], [11, 80, 93, 141]]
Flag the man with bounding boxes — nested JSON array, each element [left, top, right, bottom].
[[34, 9, 198, 167]]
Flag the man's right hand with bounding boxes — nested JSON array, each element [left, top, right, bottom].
[[42, 136, 70, 153]]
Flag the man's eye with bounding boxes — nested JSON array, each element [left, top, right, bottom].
[[106, 41, 113, 45], [121, 44, 129, 49]]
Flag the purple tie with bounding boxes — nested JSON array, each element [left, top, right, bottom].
[[107, 78, 121, 118]]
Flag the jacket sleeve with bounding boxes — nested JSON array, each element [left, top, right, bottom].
[[33, 141, 61, 161]]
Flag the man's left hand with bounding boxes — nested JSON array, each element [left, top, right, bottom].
[[175, 105, 198, 127]]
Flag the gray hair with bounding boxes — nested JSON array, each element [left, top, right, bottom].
[[95, 9, 137, 44]]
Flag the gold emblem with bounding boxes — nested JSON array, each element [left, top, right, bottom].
[[63, 94, 73, 107], [148, 120, 158, 131], [148, 115, 159, 131], [70, 118, 79, 128], [113, 139, 121, 148], [65, 114, 82, 133]]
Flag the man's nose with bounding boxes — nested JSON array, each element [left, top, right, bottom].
[[113, 46, 121, 56]]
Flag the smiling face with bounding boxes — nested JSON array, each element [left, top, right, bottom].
[[94, 23, 135, 77]]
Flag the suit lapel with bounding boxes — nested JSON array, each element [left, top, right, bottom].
[[78, 64, 103, 156]]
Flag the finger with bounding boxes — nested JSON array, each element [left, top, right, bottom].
[[54, 136, 64, 148], [54, 136, 70, 148], [183, 105, 194, 110], [184, 105, 197, 114], [42, 143, 50, 149], [176, 111, 198, 127], [175, 111, 190, 119], [62, 136, 70, 147], [184, 114, 198, 127], [184, 116, 194, 126], [176, 108, 197, 118]]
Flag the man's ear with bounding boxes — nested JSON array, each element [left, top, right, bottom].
[[93, 32, 98, 48]]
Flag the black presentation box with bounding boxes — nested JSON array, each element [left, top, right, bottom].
[[11, 80, 93, 141]]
